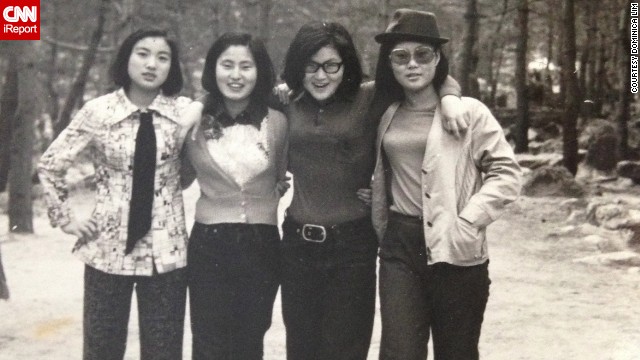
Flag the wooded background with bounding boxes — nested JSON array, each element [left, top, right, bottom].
[[0, 0, 635, 253]]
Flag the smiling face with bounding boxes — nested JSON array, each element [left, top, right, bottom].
[[215, 45, 258, 108], [127, 36, 172, 94], [302, 45, 344, 102], [390, 41, 440, 94]]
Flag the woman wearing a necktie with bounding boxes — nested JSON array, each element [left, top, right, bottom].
[[38, 29, 192, 360]]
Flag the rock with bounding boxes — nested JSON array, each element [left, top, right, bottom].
[[573, 251, 640, 267], [616, 160, 640, 184], [586, 200, 640, 230], [548, 225, 580, 237], [566, 209, 587, 224], [627, 267, 640, 275], [579, 119, 618, 171], [528, 139, 562, 155], [583, 234, 608, 247], [560, 198, 588, 212], [516, 153, 564, 170], [522, 166, 586, 197]]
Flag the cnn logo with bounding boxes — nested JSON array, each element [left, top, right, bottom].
[[0, 1, 40, 40], [3, 6, 37, 22]]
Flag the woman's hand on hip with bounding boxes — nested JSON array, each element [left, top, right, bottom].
[[61, 218, 98, 241]]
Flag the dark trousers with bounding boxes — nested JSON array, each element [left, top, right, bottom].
[[280, 217, 378, 360], [83, 265, 187, 360], [187, 222, 280, 360], [378, 213, 490, 360]]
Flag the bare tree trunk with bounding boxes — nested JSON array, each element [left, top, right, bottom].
[[0, 246, 8, 299], [487, 0, 510, 107], [45, 1, 60, 124], [54, 0, 109, 138], [514, 0, 529, 153], [258, 0, 273, 44], [378, 0, 390, 31], [594, 32, 607, 115], [243, 0, 260, 34], [490, 44, 507, 107], [561, 0, 580, 175], [9, 41, 40, 233], [585, 1, 598, 107], [168, 0, 197, 98], [459, 0, 479, 97], [545, 3, 555, 104], [616, 5, 631, 160], [0, 57, 18, 193]]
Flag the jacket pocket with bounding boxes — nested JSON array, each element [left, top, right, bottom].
[[452, 216, 482, 261]]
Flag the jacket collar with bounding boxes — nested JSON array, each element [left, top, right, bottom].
[[108, 88, 182, 125]]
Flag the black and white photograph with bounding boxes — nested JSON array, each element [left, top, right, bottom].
[[0, 0, 639, 359]]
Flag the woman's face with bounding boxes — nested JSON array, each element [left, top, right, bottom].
[[127, 36, 172, 93], [216, 45, 257, 104], [390, 41, 439, 94], [302, 45, 344, 102]]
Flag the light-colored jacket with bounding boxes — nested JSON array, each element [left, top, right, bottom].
[[371, 97, 521, 266], [38, 89, 191, 276]]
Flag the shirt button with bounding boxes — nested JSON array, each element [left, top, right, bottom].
[[240, 214, 247, 220], [425, 193, 431, 199], [427, 221, 433, 227], [421, 169, 427, 174], [241, 201, 246, 206]]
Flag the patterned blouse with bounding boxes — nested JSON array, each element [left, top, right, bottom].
[[37, 89, 192, 276]]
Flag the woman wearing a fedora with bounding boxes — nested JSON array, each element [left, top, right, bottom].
[[371, 9, 522, 360], [275, 21, 468, 360]]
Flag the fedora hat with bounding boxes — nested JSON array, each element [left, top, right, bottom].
[[375, 9, 449, 45]]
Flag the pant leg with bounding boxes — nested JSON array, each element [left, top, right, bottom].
[[378, 217, 431, 360], [188, 223, 280, 360], [188, 222, 231, 359], [83, 265, 134, 360], [230, 224, 281, 359], [317, 225, 378, 360], [135, 267, 187, 360], [431, 262, 490, 360], [280, 229, 326, 360]]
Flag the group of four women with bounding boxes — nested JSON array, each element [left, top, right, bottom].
[[38, 8, 521, 360]]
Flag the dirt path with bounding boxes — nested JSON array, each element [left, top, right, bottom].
[[1, 191, 639, 359], [479, 197, 640, 360]]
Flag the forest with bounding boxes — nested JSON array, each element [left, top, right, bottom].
[[0, 0, 637, 300]]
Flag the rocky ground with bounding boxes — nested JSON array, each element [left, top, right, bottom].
[[1, 178, 640, 359]]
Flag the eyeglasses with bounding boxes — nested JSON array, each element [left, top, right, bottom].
[[389, 46, 437, 65], [304, 61, 343, 74]]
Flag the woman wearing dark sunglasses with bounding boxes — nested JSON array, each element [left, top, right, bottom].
[[371, 9, 522, 360], [276, 21, 466, 360]]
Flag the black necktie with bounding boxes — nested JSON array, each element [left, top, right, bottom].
[[126, 111, 156, 254]]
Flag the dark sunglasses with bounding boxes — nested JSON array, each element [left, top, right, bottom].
[[304, 61, 343, 74], [389, 46, 437, 65]]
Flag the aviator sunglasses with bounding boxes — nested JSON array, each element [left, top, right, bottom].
[[389, 46, 437, 65], [304, 61, 343, 74]]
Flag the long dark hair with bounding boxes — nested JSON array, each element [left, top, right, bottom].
[[201, 32, 275, 115], [282, 21, 362, 99], [110, 29, 183, 96]]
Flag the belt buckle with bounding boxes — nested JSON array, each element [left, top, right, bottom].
[[301, 224, 326, 243]]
